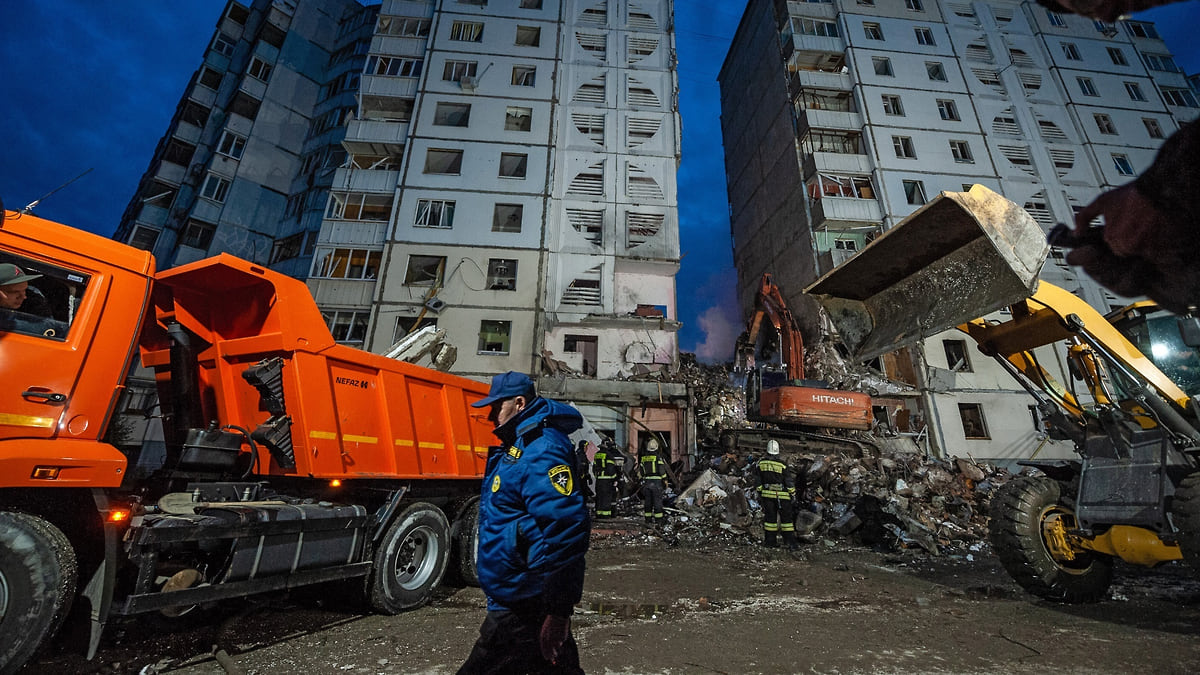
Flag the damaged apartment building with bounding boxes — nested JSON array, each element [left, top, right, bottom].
[[114, 0, 690, 465], [719, 0, 1198, 462]]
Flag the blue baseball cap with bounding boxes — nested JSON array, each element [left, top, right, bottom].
[[471, 371, 536, 408]]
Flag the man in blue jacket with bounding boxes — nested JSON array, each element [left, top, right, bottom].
[[458, 371, 590, 675]]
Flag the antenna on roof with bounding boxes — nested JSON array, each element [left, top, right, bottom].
[[22, 168, 94, 214]]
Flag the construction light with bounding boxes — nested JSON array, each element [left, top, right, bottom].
[[330, 479, 342, 488], [108, 509, 131, 523]]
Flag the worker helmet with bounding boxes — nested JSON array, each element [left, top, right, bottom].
[[646, 438, 660, 453], [766, 440, 780, 455]]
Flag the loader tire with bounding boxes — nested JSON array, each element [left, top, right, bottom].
[[1170, 471, 1200, 573], [0, 512, 77, 674], [988, 476, 1112, 603], [367, 502, 450, 614]]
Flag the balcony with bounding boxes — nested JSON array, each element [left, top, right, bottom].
[[136, 203, 170, 228], [372, 34, 428, 57], [332, 167, 400, 193], [308, 278, 377, 307], [804, 152, 873, 177], [360, 74, 419, 99], [790, 68, 851, 92], [155, 161, 187, 185], [797, 108, 863, 134], [343, 119, 409, 154], [811, 197, 883, 230], [174, 121, 203, 145]]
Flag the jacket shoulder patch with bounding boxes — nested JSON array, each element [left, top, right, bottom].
[[548, 464, 574, 496]]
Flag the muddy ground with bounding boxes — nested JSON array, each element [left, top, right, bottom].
[[25, 519, 1200, 675]]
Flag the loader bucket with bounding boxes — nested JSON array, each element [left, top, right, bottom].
[[806, 185, 1048, 361]]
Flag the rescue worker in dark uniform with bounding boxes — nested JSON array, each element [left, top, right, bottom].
[[593, 438, 619, 519], [459, 371, 590, 674], [638, 438, 667, 525], [754, 440, 798, 549]]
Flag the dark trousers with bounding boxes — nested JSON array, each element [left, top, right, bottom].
[[761, 496, 796, 546], [642, 480, 664, 521], [458, 609, 583, 675], [595, 477, 616, 517]]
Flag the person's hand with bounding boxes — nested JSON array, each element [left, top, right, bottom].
[[1072, 183, 1171, 260], [539, 614, 570, 663]]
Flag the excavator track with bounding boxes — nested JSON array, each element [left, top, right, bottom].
[[722, 426, 881, 459]]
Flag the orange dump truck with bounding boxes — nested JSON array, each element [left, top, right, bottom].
[[0, 207, 493, 671]]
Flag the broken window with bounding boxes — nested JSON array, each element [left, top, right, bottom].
[[377, 16, 431, 37], [863, 22, 883, 40], [361, 95, 414, 122], [1112, 153, 1135, 176], [163, 139, 197, 167], [487, 259, 518, 290], [512, 65, 536, 86], [958, 403, 988, 438], [257, 22, 285, 49], [326, 310, 369, 344], [564, 334, 598, 376], [450, 20, 484, 42], [368, 55, 424, 77], [873, 57, 894, 77], [943, 339, 971, 372], [1062, 43, 1081, 60], [270, 232, 305, 264], [790, 17, 840, 37], [425, 149, 464, 175], [516, 25, 541, 46], [434, 102, 472, 127], [129, 226, 160, 251], [405, 255, 445, 286], [1125, 81, 1147, 101], [499, 153, 528, 178], [806, 174, 874, 200], [199, 66, 224, 90], [325, 192, 393, 221], [926, 61, 947, 81], [415, 199, 455, 229], [217, 130, 247, 159], [478, 320, 512, 354], [795, 90, 852, 112], [180, 100, 210, 128], [1077, 77, 1098, 96], [212, 32, 237, 57], [881, 94, 904, 116], [1094, 113, 1117, 135], [247, 55, 273, 82], [140, 179, 177, 206], [802, 131, 862, 155], [506, 106, 533, 131], [229, 91, 261, 120], [1163, 87, 1198, 107], [443, 60, 478, 82], [892, 136, 916, 159], [1143, 118, 1164, 139], [200, 173, 231, 203], [521, 0, 542, 7], [181, 219, 217, 249], [227, 3, 249, 23], [937, 99, 959, 121], [311, 247, 382, 280], [949, 140, 973, 163], [493, 203, 523, 232], [902, 180, 926, 205]]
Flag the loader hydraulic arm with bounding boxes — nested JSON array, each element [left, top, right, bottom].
[[740, 273, 806, 381]]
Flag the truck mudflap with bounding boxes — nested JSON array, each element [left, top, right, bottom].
[[807, 185, 1049, 361]]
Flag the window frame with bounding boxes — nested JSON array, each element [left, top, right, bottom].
[[217, 130, 247, 159], [200, 172, 232, 203], [872, 57, 894, 77], [936, 99, 959, 121], [499, 152, 529, 179], [914, 27, 935, 46], [949, 140, 974, 163], [493, 203, 524, 232], [477, 319, 513, 355], [892, 136, 916, 159], [433, 101, 472, 127], [511, 65, 537, 86], [902, 179, 927, 205], [881, 94, 904, 116], [414, 198, 456, 229], [1077, 77, 1098, 97], [1094, 113, 1117, 135], [863, 22, 883, 40], [1112, 153, 1135, 176], [925, 61, 947, 81], [424, 148, 465, 175]]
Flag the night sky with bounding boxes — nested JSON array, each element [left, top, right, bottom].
[[1, 1, 1195, 363]]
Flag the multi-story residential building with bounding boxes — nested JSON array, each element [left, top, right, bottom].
[[719, 0, 1197, 462], [115, 0, 690, 466]]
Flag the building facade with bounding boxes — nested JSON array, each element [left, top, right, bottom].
[[719, 0, 1197, 461], [115, 0, 691, 467]]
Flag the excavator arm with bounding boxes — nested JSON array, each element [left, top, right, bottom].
[[740, 273, 806, 381]]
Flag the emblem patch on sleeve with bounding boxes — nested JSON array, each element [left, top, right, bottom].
[[548, 464, 574, 496], [491, 475, 501, 492]]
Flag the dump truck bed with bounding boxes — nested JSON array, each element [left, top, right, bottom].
[[140, 255, 493, 480]]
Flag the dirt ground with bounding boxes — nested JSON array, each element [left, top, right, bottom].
[[24, 518, 1200, 675]]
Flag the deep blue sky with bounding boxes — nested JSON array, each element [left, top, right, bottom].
[[1, 1, 1195, 363]]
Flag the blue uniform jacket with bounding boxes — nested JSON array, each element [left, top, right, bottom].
[[477, 397, 590, 616]]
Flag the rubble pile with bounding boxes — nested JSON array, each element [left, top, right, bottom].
[[671, 451, 1016, 556]]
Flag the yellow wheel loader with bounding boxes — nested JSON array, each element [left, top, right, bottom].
[[808, 185, 1200, 602]]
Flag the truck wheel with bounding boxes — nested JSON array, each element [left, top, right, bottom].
[[1170, 471, 1200, 572], [452, 499, 480, 587], [0, 512, 77, 673], [367, 502, 450, 614], [988, 476, 1112, 603]]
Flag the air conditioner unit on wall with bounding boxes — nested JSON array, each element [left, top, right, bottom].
[[459, 76, 477, 92]]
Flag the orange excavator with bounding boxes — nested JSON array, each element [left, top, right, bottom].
[[729, 273, 873, 452]]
